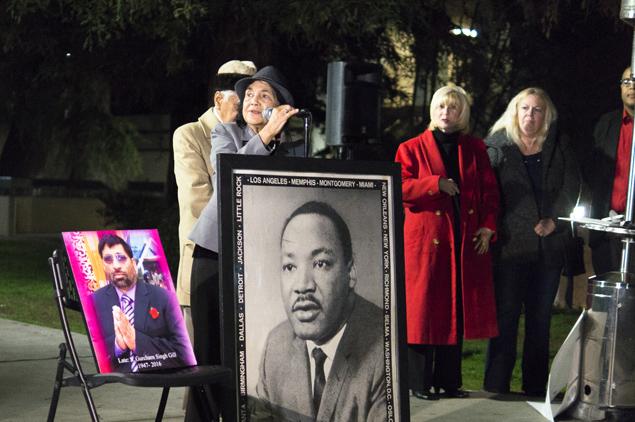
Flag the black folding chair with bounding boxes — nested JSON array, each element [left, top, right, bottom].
[[47, 249, 231, 422]]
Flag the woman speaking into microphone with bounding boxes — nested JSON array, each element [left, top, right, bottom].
[[186, 65, 297, 419]]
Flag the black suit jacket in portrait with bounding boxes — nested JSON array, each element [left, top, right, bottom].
[[92, 282, 195, 372], [256, 294, 387, 422]]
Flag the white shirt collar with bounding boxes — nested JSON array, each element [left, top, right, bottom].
[[306, 323, 348, 393]]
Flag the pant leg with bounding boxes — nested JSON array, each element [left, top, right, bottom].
[[435, 258, 464, 391], [182, 306, 194, 343], [484, 262, 527, 392], [186, 250, 220, 421], [433, 339, 463, 391], [410, 256, 463, 393], [591, 237, 622, 276], [189, 252, 220, 366], [408, 344, 434, 391], [521, 262, 562, 394], [181, 306, 193, 410]]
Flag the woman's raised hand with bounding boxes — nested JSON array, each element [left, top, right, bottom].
[[258, 105, 299, 145]]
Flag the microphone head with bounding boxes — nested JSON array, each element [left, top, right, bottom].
[[296, 109, 312, 118], [262, 108, 274, 123], [262, 107, 311, 122]]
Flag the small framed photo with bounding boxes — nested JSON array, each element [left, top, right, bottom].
[[217, 154, 408, 422], [62, 229, 196, 373]]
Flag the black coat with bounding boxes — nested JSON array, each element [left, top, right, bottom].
[[485, 124, 580, 267], [587, 110, 622, 247]]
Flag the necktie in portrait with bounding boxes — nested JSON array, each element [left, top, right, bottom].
[[121, 294, 138, 372], [312, 347, 327, 413]]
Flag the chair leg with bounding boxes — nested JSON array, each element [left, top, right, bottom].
[[188, 385, 219, 422], [47, 343, 67, 422], [79, 381, 100, 421], [48, 342, 100, 422], [74, 367, 99, 421], [205, 386, 222, 422], [155, 387, 170, 422]]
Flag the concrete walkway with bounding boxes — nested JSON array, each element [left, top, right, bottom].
[[0, 318, 553, 421]]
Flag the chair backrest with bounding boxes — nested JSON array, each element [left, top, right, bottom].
[[50, 249, 99, 373], [51, 249, 81, 310], [49, 247, 231, 422], [59, 229, 198, 374]]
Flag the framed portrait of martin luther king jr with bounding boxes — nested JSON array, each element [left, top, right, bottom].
[[217, 154, 409, 422]]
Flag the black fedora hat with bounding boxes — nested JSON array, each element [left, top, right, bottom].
[[235, 65, 295, 107]]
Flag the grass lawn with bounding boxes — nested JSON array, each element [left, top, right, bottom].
[[0, 236, 581, 391], [0, 236, 86, 333]]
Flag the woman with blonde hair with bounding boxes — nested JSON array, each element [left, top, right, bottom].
[[489, 87, 558, 153], [483, 87, 579, 396], [395, 85, 500, 400]]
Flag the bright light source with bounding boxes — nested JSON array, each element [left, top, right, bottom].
[[65, 52, 72, 58], [571, 206, 586, 219], [450, 27, 478, 38]]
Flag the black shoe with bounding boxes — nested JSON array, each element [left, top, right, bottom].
[[483, 386, 510, 395], [411, 389, 440, 401], [441, 388, 470, 398]]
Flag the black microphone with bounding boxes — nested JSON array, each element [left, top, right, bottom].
[[296, 109, 312, 118], [262, 108, 311, 122]]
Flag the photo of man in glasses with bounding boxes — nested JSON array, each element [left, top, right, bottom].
[[91, 234, 195, 372]]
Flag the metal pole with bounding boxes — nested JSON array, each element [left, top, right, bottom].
[[620, 3, 635, 272], [303, 115, 312, 158]]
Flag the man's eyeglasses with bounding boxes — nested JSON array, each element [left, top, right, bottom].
[[103, 253, 129, 265], [621, 78, 635, 87]]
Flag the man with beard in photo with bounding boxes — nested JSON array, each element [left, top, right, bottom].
[[92, 234, 194, 372], [256, 201, 386, 422]]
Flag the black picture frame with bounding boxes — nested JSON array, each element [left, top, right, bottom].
[[217, 154, 408, 422]]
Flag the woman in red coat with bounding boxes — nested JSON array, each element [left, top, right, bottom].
[[395, 85, 499, 400]]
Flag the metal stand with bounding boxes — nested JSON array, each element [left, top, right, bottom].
[[333, 145, 354, 160], [554, 5, 635, 419], [559, 223, 635, 421], [302, 114, 312, 158]]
